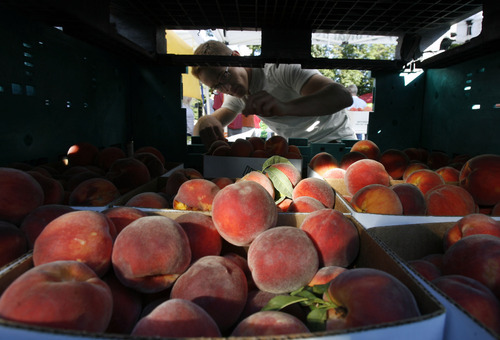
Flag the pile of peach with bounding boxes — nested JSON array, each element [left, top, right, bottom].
[[407, 213, 500, 337], [0, 186, 423, 337], [206, 135, 302, 159], [309, 139, 500, 216]]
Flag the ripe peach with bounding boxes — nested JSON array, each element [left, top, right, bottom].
[[421, 253, 444, 271], [292, 177, 336, 209], [277, 197, 293, 212], [309, 152, 339, 177], [101, 206, 148, 235], [239, 289, 306, 322], [288, 145, 302, 156], [33, 210, 114, 277], [350, 139, 380, 160], [66, 141, 99, 167], [212, 181, 278, 246], [425, 184, 476, 216], [238, 170, 275, 199], [27, 171, 65, 205], [264, 135, 288, 157], [125, 192, 169, 209], [325, 268, 420, 330], [251, 149, 269, 158], [0, 167, 44, 225], [300, 209, 359, 267], [223, 252, 256, 291], [322, 167, 346, 180], [405, 169, 445, 195], [442, 234, 500, 300], [442, 213, 500, 250], [230, 138, 254, 157], [132, 298, 221, 337], [211, 177, 234, 189], [427, 150, 451, 170], [0, 221, 27, 267], [248, 136, 265, 151], [408, 259, 441, 281], [170, 255, 248, 332], [492, 202, 500, 216], [403, 162, 429, 180], [133, 152, 166, 178], [0, 260, 112, 332], [247, 226, 319, 294], [379, 148, 410, 180], [432, 274, 500, 335], [112, 215, 191, 293], [436, 166, 460, 184], [134, 146, 166, 165], [403, 147, 427, 163], [63, 169, 102, 192], [106, 157, 151, 194], [175, 212, 222, 262], [163, 168, 203, 201], [287, 196, 325, 213], [231, 311, 310, 336], [95, 146, 126, 172], [173, 178, 220, 211], [20, 204, 75, 249], [344, 159, 391, 196], [308, 266, 348, 287], [339, 151, 367, 170], [212, 145, 232, 156], [351, 183, 403, 215], [267, 162, 302, 187], [459, 154, 500, 206], [391, 182, 427, 215], [68, 177, 121, 206], [207, 140, 230, 155]]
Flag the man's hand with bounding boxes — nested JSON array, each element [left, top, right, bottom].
[[193, 115, 225, 149], [242, 91, 287, 117]]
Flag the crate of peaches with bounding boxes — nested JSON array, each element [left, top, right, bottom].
[[307, 139, 500, 227]]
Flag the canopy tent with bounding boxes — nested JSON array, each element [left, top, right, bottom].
[[165, 30, 202, 100]]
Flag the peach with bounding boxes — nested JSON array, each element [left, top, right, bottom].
[[292, 177, 336, 209], [403, 147, 428, 163], [325, 268, 420, 330], [300, 209, 359, 267], [425, 184, 476, 216], [106, 157, 151, 194], [339, 151, 367, 170], [442, 213, 500, 250], [103, 271, 143, 334], [351, 184, 403, 215], [133, 152, 166, 178], [432, 274, 500, 336], [277, 197, 293, 212], [267, 162, 302, 187], [20, 204, 75, 249], [211, 177, 234, 189], [421, 253, 444, 271], [264, 135, 288, 157], [163, 167, 203, 201], [134, 146, 166, 165], [436, 166, 460, 183], [125, 192, 169, 209], [101, 206, 148, 235], [238, 170, 275, 199], [212, 145, 232, 156], [0, 221, 27, 267], [27, 171, 65, 205], [344, 158, 391, 196], [391, 182, 427, 215], [459, 154, 500, 206], [68, 177, 121, 206], [239, 289, 306, 322], [223, 252, 256, 291], [251, 149, 269, 158], [33, 210, 114, 277], [427, 150, 451, 170], [212, 181, 278, 246], [379, 148, 410, 180], [405, 169, 445, 195], [170, 255, 248, 332], [66, 141, 99, 167], [173, 178, 220, 211], [132, 298, 221, 337], [0, 260, 112, 332], [95, 146, 126, 172], [287, 196, 325, 213], [207, 140, 230, 155], [248, 136, 266, 151], [63, 169, 102, 192], [288, 144, 302, 155], [247, 226, 319, 294], [231, 311, 310, 336], [309, 152, 339, 177], [175, 212, 222, 262], [308, 266, 348, 287], [322, 167, 346, 180], [350, 139, 380, 160], [442, 234, 500, 300], [230, 138, 254, 157], [403, 162, 429, 180], [407, 259, 441, 281], [112, 215, 191, 293], [0, 167, 44, 225], [492, 202, 500, 216]]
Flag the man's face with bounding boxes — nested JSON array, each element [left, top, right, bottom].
[[198, 66, 248, 98]]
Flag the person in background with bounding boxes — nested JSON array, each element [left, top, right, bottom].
[[346, 84, 367, 110], [182, 96, 195, 136], [191, 40, 357, 148]]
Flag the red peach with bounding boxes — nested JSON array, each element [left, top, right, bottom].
[[309, 152, 339, 177], [391, 183, 427, 215], [223, 252, 256, 291], [68, 177, 121, 206], [350, 140, 380, 160], [300, 209, 359, 267], [351, 184, 403, 215], [251, 149, 269, 158], [231, 311, 310, 336], [133, 152, 166, 178], [442, 213, 500, 250], [425, 184, 476, 216], [267, 162, 302, 187], [63, 169, 101, 192], [344, 159, 391, 196], [427, 150, 451, 170], [379, 148, 410, 180], [436, 166, 460, 184], [211, 177, 234, 189], [173, 178, 220, 211], [339, 151, 367, 170], [264, 135, 288, 157], [0, 260, 112, 332], [125, 192, 169, 209], [27, 171, 65, 205], [492, 202, 500, 216], [95, 146, 126, 172], [212, 145, 232, 156], [106, 157, 151, 194], [238, 171, 275, 199], [248, 136, 265, 151], [408, 259, 441, 281], [163, 168, 203, 201], [287, 196, 325, 213], [0, 221, 27, 267], [66, 142, 99, 167], [459, 154, 500, 206], [322, 167, 346, 180], [292, 177, 336, 209], [403, 162, 430, 181], [308, 266, 348, 286], [101, 206, 148, 235], [403, 147, 428, 163], [277, 197, 293, 212], [405, 169, 445, 195], [134, 146, 166, 165], [230, 138, 254, 157], [206, 140, 230, 155], [421, 253, 444, 271]]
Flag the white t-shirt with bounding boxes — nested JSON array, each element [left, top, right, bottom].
[[221, 64, 357, 142], [348, 96, 368, 109]]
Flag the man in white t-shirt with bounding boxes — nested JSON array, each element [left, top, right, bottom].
[[346, 84, 368, 110], [191, 40, 357, 147]]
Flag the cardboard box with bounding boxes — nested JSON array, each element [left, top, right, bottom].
[[0, 214, 445, 340], [367, 222, 499, 340]]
